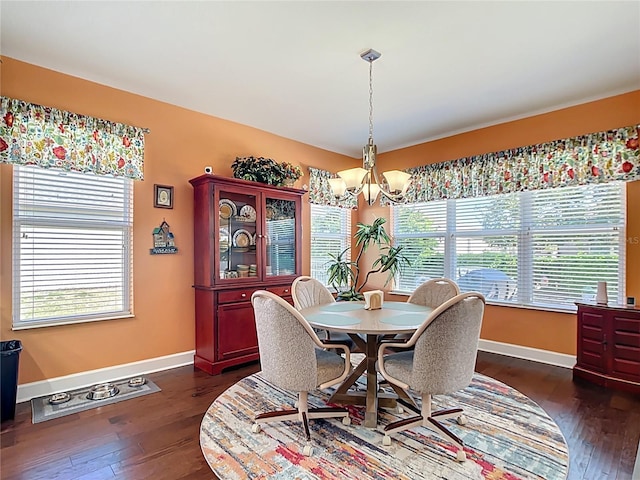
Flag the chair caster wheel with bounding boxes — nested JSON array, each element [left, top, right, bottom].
[[251, 423, 261, 433], [382, 435, 392, 446], [303, 445, 313, 456], [342, 416, 351, 425], [456, 450, 466, 462], [456, 415, 467, 425]]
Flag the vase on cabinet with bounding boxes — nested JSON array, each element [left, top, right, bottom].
[[595, 281, 608, 305]]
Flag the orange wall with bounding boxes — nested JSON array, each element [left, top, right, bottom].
[[369, 91, 640, 354], [0, 57, 353, 384], [2, 57, 638, 385]]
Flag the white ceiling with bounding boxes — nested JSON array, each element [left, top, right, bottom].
[[2, 1, 639, 157]]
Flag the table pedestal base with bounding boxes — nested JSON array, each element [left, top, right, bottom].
[[328, 334, 417, 428]]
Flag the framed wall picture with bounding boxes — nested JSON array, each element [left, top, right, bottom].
[[154, 184, 174, 209]]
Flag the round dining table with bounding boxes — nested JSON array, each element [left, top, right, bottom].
[[298, 301, 433, 428]]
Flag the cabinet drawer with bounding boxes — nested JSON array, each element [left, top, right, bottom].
[[611, 357, 640, 379], [613, 344, 640, 363], [579, 350, 607, 372], [266, 285, 292, 297], [217, 285, 292, 304], [580, 337, 604, 355], [612, 317, 640, 334], [581, 311, 606, 328], [218, 289, 256, 304], [580, 324, 604, 342], [614, 330, 640, 348]]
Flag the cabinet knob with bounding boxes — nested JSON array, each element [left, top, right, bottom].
[[241, 293, 247, 298], [284, 289, 289, 293]]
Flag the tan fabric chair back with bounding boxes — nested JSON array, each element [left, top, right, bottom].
[[292, 276, 335, 310], [408, 278, 460, 309]]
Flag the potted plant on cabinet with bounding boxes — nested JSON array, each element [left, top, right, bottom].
[[327, 217, 411, 301], [231, 156, 303, 187], [278, 162, 303, 187]]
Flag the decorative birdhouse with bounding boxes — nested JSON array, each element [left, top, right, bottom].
[[150, 220, 178, 254]]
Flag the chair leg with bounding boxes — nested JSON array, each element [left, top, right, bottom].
[[384, 415, 425, 436], [432, 407, 463, 422], [382, 394, 467, 462], [252, 390, 351, 455], [426, 417, 465, 459], [254, 409, 300, 424]]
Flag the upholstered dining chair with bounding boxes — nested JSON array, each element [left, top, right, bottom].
[[388, 278, 461, 347], [377, 292, 486, 462], [291, 276, 357, 350], [250, 290, 352, 456]]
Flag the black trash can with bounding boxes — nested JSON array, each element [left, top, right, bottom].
[[1, 340, 23, 422]]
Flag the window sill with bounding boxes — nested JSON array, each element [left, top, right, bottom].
[[12, 314, 135, 331], [389, 290, 577, 314]]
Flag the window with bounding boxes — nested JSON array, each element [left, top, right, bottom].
[[393, 182, 625, 310], [12, 165, 134, 329], [310, 204, 351, 286]]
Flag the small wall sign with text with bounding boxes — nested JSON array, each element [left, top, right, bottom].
[[150, 220, 178, 254]]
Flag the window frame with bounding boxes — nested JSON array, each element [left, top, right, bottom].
[[392, 182, 626, 312], [12, 165, 134, 330]]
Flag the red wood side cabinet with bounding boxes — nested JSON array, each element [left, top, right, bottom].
[[190, 174, 305, 375], [574, 302, 640, 394]]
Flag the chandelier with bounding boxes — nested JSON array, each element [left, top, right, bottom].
[[329, 49, 412, 205]]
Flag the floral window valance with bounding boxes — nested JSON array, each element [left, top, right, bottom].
[[308, 167, 357, 209], [400, 124, 639, 204], [0, 96, 146, 180]]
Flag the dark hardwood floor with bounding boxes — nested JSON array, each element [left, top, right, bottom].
[[1, 352, 638, 480]]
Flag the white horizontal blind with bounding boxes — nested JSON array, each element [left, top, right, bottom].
[[526, 184, 625, 308], [392, 182, 625, 310], [310, 204, 351, 287], [454, 194, 520, 301], [13, 166, 133, 328], [392, 200, 448, 290]]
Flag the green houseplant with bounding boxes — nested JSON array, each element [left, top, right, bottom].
[[327, 217, 411, 301], [231, 156, 303, 187]]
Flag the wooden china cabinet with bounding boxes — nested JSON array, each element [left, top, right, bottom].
[[189, 174, 305, 375], [574, 302, 640, 394]]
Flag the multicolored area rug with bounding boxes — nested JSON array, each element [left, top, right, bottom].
[[200, 368, 569, 480]]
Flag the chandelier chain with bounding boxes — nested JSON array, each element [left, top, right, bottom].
[[368, 60, 374, 143]]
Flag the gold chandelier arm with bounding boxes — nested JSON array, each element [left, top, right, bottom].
[[377, 185, 406, 203], [371, 166, 406, 203]]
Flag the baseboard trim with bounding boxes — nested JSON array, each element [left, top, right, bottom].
[[478, 339, 576, 369], [17, 350, 195, 403], [16, 341, 575, 403]]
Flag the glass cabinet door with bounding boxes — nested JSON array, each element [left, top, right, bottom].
[[217, 189, 258, 282], [264, 196, 297, 277]]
